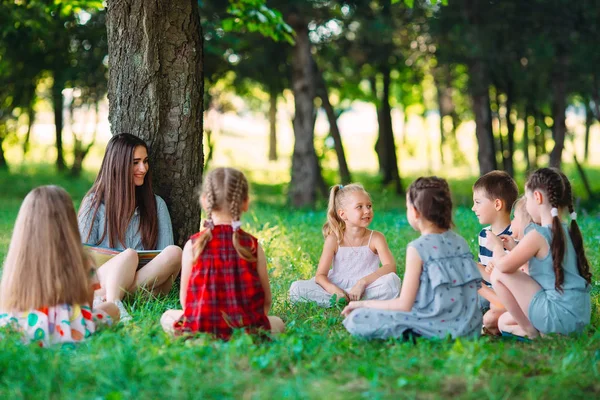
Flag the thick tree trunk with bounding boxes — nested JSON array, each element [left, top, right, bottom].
[[268, 87, 278, 161], [505, 87, 515, 177], [469, 61, 496, 175], [379, 66, 402, 194], [549, 77, 566, 169], [315, 66, 351, 184], [106, 0, 204, 246], [52, 77, 66, 171], [288, 18, 318, 207]]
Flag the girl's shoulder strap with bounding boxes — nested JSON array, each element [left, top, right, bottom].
[[367, 229, 375, 246]]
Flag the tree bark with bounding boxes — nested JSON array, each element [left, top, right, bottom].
[[288, 17, 318, 207], [504, 86, 515, 177], [315, 65, 351, 184], [549, 76, 566, 168], [106, 0, 204, 246], [469, 60, 496, 175], [584, 101, 591, 162], [379, 66, 402, 194], [52, 77, 66, 171], [0, 130, 7, 170], [268, 87, 278, 161]]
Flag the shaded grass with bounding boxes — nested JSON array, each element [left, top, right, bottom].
[[0, 164, 600, 399]]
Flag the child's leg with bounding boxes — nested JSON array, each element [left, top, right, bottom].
[[95, 302, 121, 324], [363, 273, 401, 300], [133, 245, 182, 295], [289, 279, 334, 307], [161, 309, 184, 334], [483, 306, 505, 335], [97, 248, 138, 302], [478, 285, 504, 309], [490, 269, 542, 338], [268, 316, 285, 334]]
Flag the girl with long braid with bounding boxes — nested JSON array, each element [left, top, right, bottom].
[[161, 167, 284, 339], [486, 168, 592, 339]]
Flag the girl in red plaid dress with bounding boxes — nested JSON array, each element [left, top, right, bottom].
[[161, 168, 285, 339]]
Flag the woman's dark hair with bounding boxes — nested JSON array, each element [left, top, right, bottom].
[[80, 133, 158, 249], [408, 176, 453, 230]]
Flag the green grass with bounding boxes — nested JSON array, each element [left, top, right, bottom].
[[1, 164, 600, 399]]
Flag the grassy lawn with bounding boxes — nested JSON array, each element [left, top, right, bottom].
[[0, 164, 600, 399]]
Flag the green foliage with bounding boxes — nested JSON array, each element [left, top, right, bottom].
[[223, 0, 295, 44], [0, 165, 599, 397]]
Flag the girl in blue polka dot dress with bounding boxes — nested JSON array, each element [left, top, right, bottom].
[[0, 186, 119, 347], [342, 177, 483, 340]]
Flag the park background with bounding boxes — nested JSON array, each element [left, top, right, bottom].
[[1, 0, 600, 398]]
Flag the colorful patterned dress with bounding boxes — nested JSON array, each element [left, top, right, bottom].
[[0, 267, 112, 347], [174, 225, 270, 340]]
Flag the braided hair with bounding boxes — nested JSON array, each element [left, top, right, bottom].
[[553, 168, 592, 285], [526, 168, 567, 291], [408, 176, 454, 230], [193, 168, 255, 262]]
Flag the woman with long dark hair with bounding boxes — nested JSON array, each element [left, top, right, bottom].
[[78, 133, 182, 318]]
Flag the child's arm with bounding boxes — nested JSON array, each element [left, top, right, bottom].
[[179, 239, 194, 309], [314, 235, 347, 299], [478, 285, 504, 309], [256, 244, 272, 315], [476, 262, 491, 282], [485, 230, 545, 273], [347, 231, 396, 300], [342, 246, 422, 315]]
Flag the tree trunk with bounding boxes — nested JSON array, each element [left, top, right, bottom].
[[370, 76, 385, 174], [584, 102, 591, 162], [504, 86, 515, 177], [268, 87, 278, 161], [494, 90, 505, 171], [379, 66, 402, 194], [52, 76, 66, 171], [469, 61, 496, 175], [288, 17, 318, 207], [315, 65, 351, 184], [549, 76, 566, 169], [0, 130, 7, 170], [22, 103, 35, 156], [106, 0, 204, 246], [524, 105, 532, 172]]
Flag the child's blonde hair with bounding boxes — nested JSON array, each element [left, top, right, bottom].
[[0, 186, 91, 311], [322, 183, 370, 244], [513, 196, 532, 226], [194, 167, 255, 262]]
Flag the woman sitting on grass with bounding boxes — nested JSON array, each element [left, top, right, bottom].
[[78, 133, 182, 320], [161, 167, 284, 339], [0, 186, 119, 347], [342, 177, 483, 340]]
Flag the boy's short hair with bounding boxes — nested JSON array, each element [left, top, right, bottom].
[[473, 170, 518, 211]]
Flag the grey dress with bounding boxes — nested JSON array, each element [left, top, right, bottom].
[[525, 223, 591, 335], [343, 231, 483, 339]]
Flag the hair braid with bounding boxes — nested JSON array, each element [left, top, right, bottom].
[[408, 176, 453, 230], [193, 173, 216, 261], [555, 169, 593, 285], [227, 172, 255, 261], [527, 168, 566, 292]]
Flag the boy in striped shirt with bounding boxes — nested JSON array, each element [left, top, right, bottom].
[[472, 171, 518, 333]]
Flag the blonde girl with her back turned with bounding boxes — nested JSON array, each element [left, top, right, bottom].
[[0, 186, 119, 347], [161, 168, 284, 339], [289, 184, 401, 307]]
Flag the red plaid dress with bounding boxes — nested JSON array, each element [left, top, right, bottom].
[[175, 225, 270, 340]]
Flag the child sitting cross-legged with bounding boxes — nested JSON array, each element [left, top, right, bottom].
[[342, 177, 482, 340], [161, 168, 284, 339], [0, 186, 119, 347]]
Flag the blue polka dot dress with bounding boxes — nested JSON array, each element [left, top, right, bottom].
[[343, 231, 483, 339]]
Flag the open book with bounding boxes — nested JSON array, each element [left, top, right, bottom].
[[84, 245, 160, 270]]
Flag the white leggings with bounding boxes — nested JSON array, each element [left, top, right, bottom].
[[289, 273, 401, 308]]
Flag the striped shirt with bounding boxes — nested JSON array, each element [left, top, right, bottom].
[[478, 224, 512, 267]]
